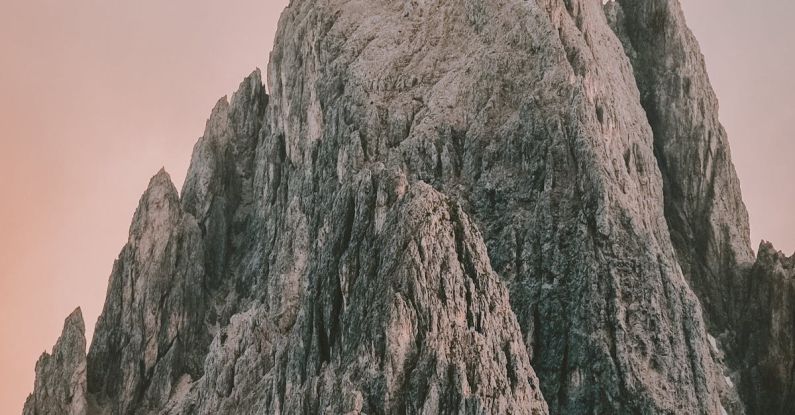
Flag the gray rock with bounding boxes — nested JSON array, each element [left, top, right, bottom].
[[175, 172, 549, 414], [608, 2, 794, 413], [265, 0, 731, 412], [733, 242, 795, 414], [23, 1, 794, 414], [23, 308, 89, 415], [86, 169, 209, 414], [607, 0, 755, 339], [86, 62, 548, 412]]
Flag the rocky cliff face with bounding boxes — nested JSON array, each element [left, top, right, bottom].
[[733, 243, 795, 414], [605, 4, 760, 381], [86, 170, 209, 415], [606, 1, 794, 413], [606, 0, 755, 331], [23, 309, 89, 415], [24, 1, 793, 414]]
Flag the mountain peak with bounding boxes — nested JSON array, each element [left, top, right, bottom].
[[141, 168, 178, 201], [24, 1, 794, 414], [63, 307, 85, 335], [230, 68, 263, 107], [24, 308, 88, 415]]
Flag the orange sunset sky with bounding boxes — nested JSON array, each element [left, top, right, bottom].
[[1, 1, 793, 413]]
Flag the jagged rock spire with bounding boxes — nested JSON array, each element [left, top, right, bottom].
[[87, 168, 208, 414], [24, 1, 793, 414], [23, 308, 88, 415]]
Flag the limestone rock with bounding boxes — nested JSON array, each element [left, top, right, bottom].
[[170, 172, 549, 414], [734, 242, 795, 414], [608, 0, 755, 334], [23, 309, 89, 415], [83, 53, 549, 412], [608, 1, 794, 413], [24, 1, 794, 414], [266, 0, 732, 412], [86, 170, 209, 415]]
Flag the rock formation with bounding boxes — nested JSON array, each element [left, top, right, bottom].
[[23, 309, 89, 415], [606, 1, 794, 413], [24, 0, 793, 414], [86, 169, 209, 415], [733, 243, 795, 414], [606, 0, 755, 330]]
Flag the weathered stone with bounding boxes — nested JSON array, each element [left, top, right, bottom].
[[170, 172, 548, 414], [23, 309, 89, 415], [24, 1, 794, 414], [607, 0, 755, 334], [264, 0, 732, 412], [733, 242, 795, 414], [607, 1, 794, 413], [86, 170, 209, 415]]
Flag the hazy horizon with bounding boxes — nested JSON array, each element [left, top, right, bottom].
[[1, 1, 793, 412]]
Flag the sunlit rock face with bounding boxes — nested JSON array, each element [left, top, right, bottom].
[[23, 1, 792, 414]]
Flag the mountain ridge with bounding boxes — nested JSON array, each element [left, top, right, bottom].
[[23, 1, 793, 414]]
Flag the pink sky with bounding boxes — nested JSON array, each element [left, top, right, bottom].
[[0, 1, 792, 413]]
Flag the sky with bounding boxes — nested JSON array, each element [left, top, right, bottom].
[[0, 0, 792, 413]]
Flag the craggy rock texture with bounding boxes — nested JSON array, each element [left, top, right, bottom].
[[24, 1, 793, 414], [23, 309, 89, 415], [607, 1, 794, 413], [733, 243, 795, 414], [86, 169, 209, 415], [178, 175, 548, 414], [52, 64, 549, 413], [266, 0, 732, 412], [606, 0, 755, 336]]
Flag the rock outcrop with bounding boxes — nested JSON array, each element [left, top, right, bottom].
[[607, 0, 755, 338], [88, 63, 548, 414], [733, 243, 795, 414], [86, 169, 209, 415], [23, 309, 89, 415], [268, 1, 735, 413], [24, 1, 793, 414], [181, 174, 548, 414], [607, 1, 794, 413]]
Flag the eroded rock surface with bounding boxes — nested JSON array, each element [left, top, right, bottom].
[[25, 1, 793, 414], [23, 309, 89, 415], [265, 0, 733, 412], [176, 174, 548, 414], [607, 0, 755, 335], [57, 60, 549, 413], [607, 1, 794, 413], [86, 169, 209, 415], [733, 243, 795, 414]]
